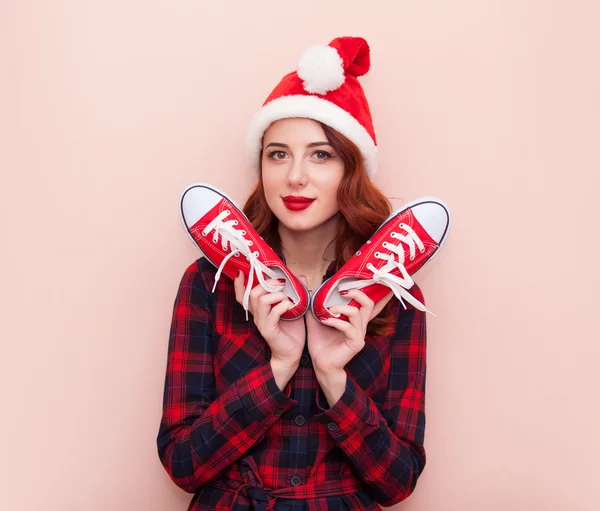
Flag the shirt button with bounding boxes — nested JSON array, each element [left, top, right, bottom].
[[290, 475, 301, 486], [300, 354, 310, 365], [294, 415, 306, 426], [275, 409, 283, 417], [327, 422, 338, 431]]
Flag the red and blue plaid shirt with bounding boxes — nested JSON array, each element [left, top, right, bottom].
[[157, 255, 427, 511]]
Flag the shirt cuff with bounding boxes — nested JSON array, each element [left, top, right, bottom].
[[314, 371, 379, 435], [237, 361, 298, 423]]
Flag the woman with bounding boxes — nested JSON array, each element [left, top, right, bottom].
[[157, 36, 428, 511]]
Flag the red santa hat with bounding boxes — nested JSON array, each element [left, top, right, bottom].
[[246, 36, 379, 177]]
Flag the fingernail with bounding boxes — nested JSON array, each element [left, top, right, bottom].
[[340, 290, 348, 296], [278, 278, 286, 283]]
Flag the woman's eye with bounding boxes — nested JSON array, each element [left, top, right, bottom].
[[267, 151, 287, 160], [313, 150, 333, 160]]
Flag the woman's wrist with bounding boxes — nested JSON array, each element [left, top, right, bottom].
[[270, 357, 299, 391], [314, 367, 347, 408]]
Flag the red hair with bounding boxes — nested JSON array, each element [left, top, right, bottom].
[[243, 122, 395, 335]]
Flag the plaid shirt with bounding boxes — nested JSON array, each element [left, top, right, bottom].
[[157, 255, 427, 511]]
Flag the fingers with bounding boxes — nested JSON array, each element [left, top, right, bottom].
[[321, 316, 355, 337], [344, 289, 394, 323], [339, 289, 374, 325], [331, 288, 393, 330], [256, 291, 289, 319], [233, 271, 287, 320], [234, 272, 285, 312], [267, 298, 294, 323], [328, 304, 360, 318], [328, 303, 363, 332], [250, 278, 284, 311]]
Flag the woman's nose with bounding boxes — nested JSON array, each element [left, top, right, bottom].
[[287, 159, 307, 186]]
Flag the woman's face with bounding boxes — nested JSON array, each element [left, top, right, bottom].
[[261, 118, 344, 233]]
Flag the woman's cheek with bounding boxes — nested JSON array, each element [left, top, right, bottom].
[[323, 175, 343, 205], [267, 192, 281, 214], [262, 170, 277, 197]]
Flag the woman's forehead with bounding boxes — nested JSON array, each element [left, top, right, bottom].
[[263, 118, 328, 144]]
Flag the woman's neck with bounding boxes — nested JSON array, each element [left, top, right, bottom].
[[278, 214, 338, 290]]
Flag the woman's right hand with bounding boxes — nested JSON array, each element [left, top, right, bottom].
[[233, 271, 306, 366]]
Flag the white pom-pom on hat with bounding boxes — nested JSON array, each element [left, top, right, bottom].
[[297, 45, 345, 95]]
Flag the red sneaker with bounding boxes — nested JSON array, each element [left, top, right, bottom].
[[311, 197, 451, 322], [180, 184, 309, 320]]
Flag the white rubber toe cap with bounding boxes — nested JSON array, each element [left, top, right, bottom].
[[411, 198, 451, 244], [180, 184, 223, 227]]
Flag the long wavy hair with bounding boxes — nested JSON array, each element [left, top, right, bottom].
[[243, 122, 395, 335]]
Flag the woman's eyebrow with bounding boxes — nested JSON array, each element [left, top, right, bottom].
[[264, 141, 331, 149]]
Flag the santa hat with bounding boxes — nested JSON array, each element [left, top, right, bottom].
[[246, 36, 378, 177]]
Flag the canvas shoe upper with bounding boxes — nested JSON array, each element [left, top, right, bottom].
[[311, 197, 451, 323], [180, 183, 309, 320]]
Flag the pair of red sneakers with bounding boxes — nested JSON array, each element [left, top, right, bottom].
[[180, 184, 451, 323]]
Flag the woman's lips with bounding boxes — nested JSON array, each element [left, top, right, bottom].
[[282, 196, 315, 211]]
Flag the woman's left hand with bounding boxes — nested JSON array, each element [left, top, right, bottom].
[[305, 288, 394, 372]]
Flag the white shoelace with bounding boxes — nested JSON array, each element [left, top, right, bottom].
[[337, 223, 436, 317], [201, 209, 283, 319]]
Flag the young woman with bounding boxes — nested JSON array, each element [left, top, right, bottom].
[[157, 37, 428, 511]]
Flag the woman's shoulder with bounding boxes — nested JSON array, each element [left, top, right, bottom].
[[383, 281, 427, 336], [178, 256, 217, 292], [410, 281, 425, 307]]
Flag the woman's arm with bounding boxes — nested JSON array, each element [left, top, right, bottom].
[[313, 286, 427, 506], [156, 260, 298, 493]]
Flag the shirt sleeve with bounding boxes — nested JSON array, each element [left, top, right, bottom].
[[313, 284, 428, 506], [156, 259, 298, 493]]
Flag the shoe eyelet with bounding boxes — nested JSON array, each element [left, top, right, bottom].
[[253, 251, 259, 257], [225, 209, 230, 214], [374, 251, 381, 257], [356, 250, 361, 256], [234, 252, 240, 257], [233, 220, 238, 225], [248, 240, 253, 246], [399, 223, 405, 227], [420, 248, 425, 253], [241, 230, 246, 235], [366, 240, 371, 244]]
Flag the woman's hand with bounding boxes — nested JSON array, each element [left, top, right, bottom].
[[305, 288, 394, 372], [233, 271, 305, 366]]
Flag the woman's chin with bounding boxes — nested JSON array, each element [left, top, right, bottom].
[[275, 211, 318, 232], [278, 218, 320, 233], [275, 207, 340, 233]]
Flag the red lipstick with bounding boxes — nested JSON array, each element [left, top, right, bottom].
[[282, 195, 315, 211]]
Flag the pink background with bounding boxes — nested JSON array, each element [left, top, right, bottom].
[[2, 1, 599, 510]]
